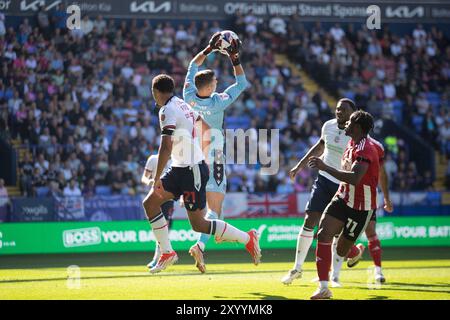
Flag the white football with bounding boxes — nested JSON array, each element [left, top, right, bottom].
[[216, 30, 241, 55]]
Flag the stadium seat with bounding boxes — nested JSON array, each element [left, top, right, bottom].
[[131, 99, 142, 108], [225, 116, 251, 129], [80, 100, 90, 111], [412, 115, 424, 133], [36, 187, 49, 197], [95, 186, 112, 195], [105, 125, 117, 141], [344, 91, 355, 100], [393, 102, 403, 124]]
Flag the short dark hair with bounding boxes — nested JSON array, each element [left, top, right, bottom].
[[338, 98, 357, 111], [194, 70, 215, 90], [352, 110, 374, 135], [152, 74, 175, 93]]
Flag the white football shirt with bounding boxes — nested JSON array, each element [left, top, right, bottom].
[[319, 118, 351, 184], [144, 155, 172, 180], [159, 96, 205, 167]]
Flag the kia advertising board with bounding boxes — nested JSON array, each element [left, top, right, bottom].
[[2, 1, 450, 23]]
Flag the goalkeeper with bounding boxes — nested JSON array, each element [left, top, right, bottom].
[[183, 32, 248, 273]]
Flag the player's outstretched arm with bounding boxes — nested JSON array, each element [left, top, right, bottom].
[[379, 164, 393, 212], [226, 37, 244, 77], [194, 32, 221, 66], [289, 139, 325, 181], [217, 48, 248, 110], [308, 157, 368, 186], [184, 32, 221, 102]]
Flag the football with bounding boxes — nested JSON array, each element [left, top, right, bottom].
[[216, 30, 241, 55]]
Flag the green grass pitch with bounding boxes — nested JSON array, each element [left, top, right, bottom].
[[0, 247, 449, 300]]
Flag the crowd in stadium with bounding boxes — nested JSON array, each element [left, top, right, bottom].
[[0, 7, 448, 198], [274, 13, 449, 191]]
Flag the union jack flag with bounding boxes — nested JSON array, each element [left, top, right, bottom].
[[246, 194, 291, 217]]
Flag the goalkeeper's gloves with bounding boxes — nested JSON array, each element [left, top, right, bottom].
[[202, 32, 221, 56], [228, 52, 241, 66], [226, 38, 242, 66]]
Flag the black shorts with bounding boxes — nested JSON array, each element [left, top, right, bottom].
[[324, 197, 375, 241], [161, 161, 209, 211], [305, 174, 340, 213], [161, 200, 174, 228]]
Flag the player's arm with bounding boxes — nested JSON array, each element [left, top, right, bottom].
[[379, 164, 393, 212], [218, 41, 248, 110], [154, 106, 176, 185], [289, 139, 325, 180], [290, 122, 328, 180], [183, 59, 199, 102], [141, 169, 154, 187], [308, 157, 368, 186], [183, 33, 221, 101]]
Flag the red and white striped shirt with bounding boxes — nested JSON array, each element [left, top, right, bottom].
[[337, 137, 380, 211], [368, 136, 385, 165]]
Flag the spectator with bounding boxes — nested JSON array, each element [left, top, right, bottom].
[[0, 14, 446, 200], [80, 15, 94, 36], [47, 180, 62, 198], [422, 111, 439, 149], [0, 13, 5, 37], [19, 153, 34, 196], [51, 3, 67, 30], [269, 14, 287, 36], [63, 179, 82, 197], [83, 178, 96, 197], [244, 9, 258, 35], [93, 16, 107, 34], [421, 171, 435, 191], [36, 5, 50, 39], [440, 120, 450, 155], [383, 153, 398, 187], [276, 177, 294, 194], [329, 23, 345, 42], [0, 178, 9, 222]]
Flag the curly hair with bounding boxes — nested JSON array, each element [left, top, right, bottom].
[[352, 110, 374, 135]]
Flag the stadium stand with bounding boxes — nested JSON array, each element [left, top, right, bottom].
[[0, 9, 448, 203]]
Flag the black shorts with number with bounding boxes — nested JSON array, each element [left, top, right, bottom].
[[305, 174, 340, 213], [161, 200, 174, 229], [324, 196, 375, 241], [161, 161, 209, 211]]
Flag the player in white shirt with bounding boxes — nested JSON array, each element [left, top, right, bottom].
[[281, 98, 356, 285], [141, 154, 174, 269], [142, 74, 261, 273]]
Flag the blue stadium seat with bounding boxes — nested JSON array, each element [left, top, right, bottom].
[[36, 187, 49, 197], [131, 99, 142, 108], [95, 185, 112, 195], [426, 92, 440, 101], [392, 100, 404, 108], [105, 125, 117, 141], [80, 100, 90, 111], [344, 91, 355, 100], [426, 92, 441, 113], [412, 115, 424, 133], [225, 116, 251, 129], [150, 115, 159, 126], [393, 102, 403, 124]]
